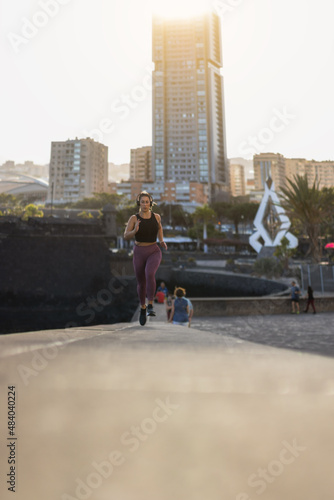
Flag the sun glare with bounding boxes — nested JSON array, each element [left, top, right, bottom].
[[152, 0, 210, 19]]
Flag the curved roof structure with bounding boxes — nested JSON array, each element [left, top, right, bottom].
[[0, 171, 48, 197]]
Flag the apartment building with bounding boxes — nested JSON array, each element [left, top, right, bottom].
[[230, 164, 246, 197], [129, 146, 152, 182], [253, 153, 286, 191], [48, 138, 108, 203], [286, 158, 334, 189]]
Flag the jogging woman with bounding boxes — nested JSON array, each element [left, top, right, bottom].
[[124, 191, 167, 326]]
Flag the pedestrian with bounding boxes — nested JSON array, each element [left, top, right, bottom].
[[183, 288, 194, 328], [304, 286, 316, 314], [156, 281, 168, 297], [290, 280, 300, 314], [169, 287, 189, 326], [124, 191, 167, 326]]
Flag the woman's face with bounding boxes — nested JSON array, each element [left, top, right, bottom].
[[139, 196, 150, 212]]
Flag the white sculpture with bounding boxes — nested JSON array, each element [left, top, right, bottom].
[[249, 178, 298, 254]]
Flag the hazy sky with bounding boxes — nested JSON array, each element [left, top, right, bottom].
[[1, 0, 334, 166]]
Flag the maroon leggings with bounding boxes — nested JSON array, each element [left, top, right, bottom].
[[305, 299, 316, 312], [133, 244, 162, 305]]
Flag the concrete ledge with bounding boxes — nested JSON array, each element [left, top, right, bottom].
[[190, 295, 334, 316]]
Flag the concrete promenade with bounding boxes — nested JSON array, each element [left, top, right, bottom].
[[1, 305, 334, 500]]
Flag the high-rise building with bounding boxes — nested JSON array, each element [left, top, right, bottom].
[[48, 138, 108, 203], [285, 158, 306, 181], [230, 164, 246, 197], [285, 158, 334, 189], [253, 153, 286, 192], [130, 146, 152, 181], [152, 11, 229, 200], [254, 155, 334, 193], [1, 160, 15, 170]]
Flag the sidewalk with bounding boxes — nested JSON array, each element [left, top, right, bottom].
[[1, 305, 334, 500]]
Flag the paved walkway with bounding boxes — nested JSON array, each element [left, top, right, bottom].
[[1, 305, 334, 500], [192, 311, 334, 358]]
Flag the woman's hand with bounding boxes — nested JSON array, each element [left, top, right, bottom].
[[160, 241, 168, 250], [134, 219, 141, 233]]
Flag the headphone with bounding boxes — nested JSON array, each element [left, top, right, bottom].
[[136, 191, 154, 207]]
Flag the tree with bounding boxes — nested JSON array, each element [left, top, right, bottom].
[[70, 193, 126, 210], [280, 175, 333, 262], [158, 203, 192, 230], [274, 236, 297, 271], [321, 187, 334, 243], [212, 201, 258, 235], [211, 201, 231, 220], [193, 205, 216, 253], [0, 193, 18, 210], [77, 211, 94, 219], [226, 202, 258, 235], [22, 204, 44, 220]]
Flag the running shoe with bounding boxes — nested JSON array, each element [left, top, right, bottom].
[[139, 307, 147, 326], [147, 304, 156, 317]]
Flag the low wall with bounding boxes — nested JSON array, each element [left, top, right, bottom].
[[190, 296, 334, 316], [0, 233, 138, 334], [156, 267, 288, 297]]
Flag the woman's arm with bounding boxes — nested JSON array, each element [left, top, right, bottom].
[[154, 213, 168, 250], [124, 215, 140, 241]]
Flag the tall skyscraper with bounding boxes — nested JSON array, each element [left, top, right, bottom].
[[48, 138, 108, 203], [152, 11, 229, 200]]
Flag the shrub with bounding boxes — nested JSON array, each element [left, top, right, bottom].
[[253, 257, 283, 278]]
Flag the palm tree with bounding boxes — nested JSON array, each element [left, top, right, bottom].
[[274, 235, 297, 271], [193, 205, 216, 253], [280, 175, 332, 262]]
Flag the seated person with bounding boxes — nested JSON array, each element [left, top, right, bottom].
[[155, 290, 166, 304], [156, 281, 168, 297], [169, 287, 189, 326]]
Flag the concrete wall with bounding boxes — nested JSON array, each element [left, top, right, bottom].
[[0, 235, 111, 299], [0, 230, 138, 334], [156, 267, 288, 297]]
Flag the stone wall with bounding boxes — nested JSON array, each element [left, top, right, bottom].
[[0, 235, 110, 299], [0, 216, 137, 334]]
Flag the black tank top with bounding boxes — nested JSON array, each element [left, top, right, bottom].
[[135, 213, 159, 243]]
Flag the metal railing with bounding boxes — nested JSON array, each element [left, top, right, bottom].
[[300, 264, 334, 293]]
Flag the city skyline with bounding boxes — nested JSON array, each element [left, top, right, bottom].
[[1, 0, 334, 166]]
